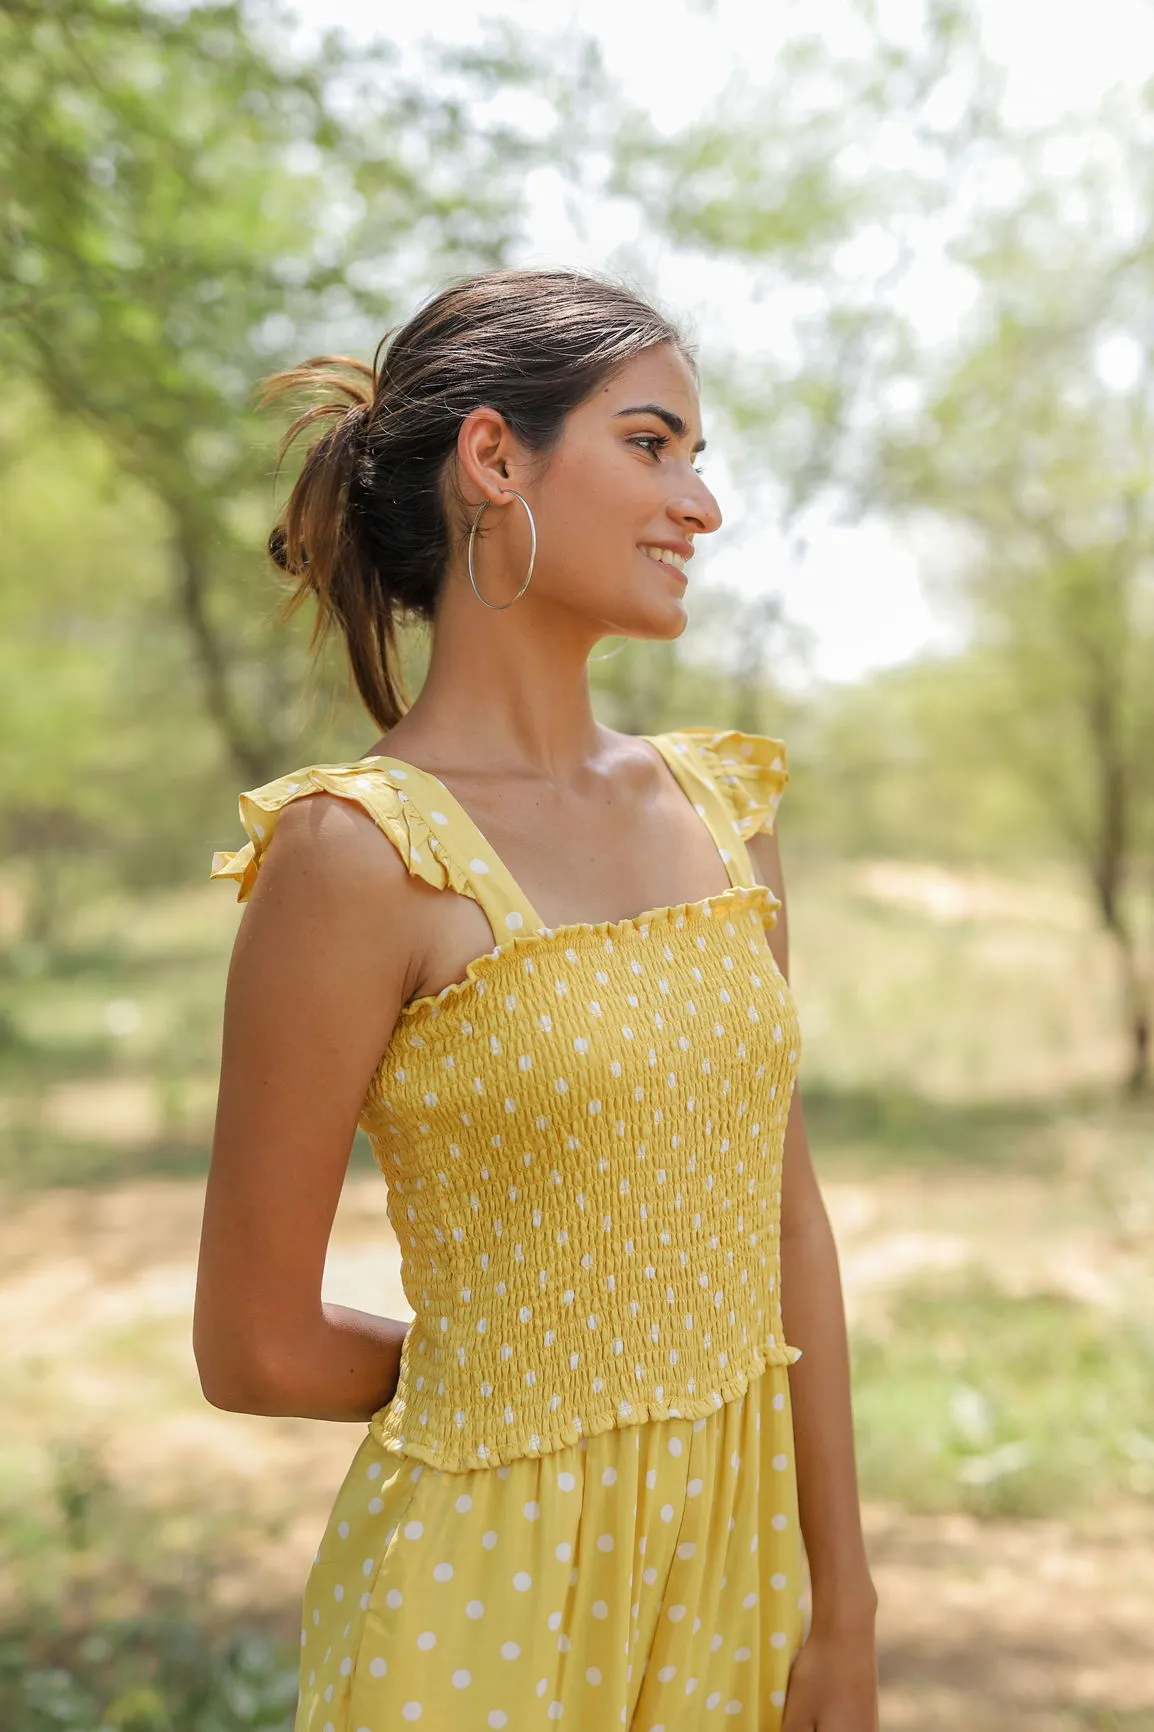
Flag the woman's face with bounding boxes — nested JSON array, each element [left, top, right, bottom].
[[460, 341, 723, 644]]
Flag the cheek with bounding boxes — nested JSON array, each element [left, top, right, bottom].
[[544, 446, 650, 544]]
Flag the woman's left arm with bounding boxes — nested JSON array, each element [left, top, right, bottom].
[[747, 825, 879, 1728]]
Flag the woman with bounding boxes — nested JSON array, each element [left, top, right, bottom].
[[196, 267, 878, 1731]]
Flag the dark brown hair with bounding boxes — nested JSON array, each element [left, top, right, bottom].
[[261, 267, 695, 732]]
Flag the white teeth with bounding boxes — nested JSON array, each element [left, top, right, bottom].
[[642, 546, 687, 572]]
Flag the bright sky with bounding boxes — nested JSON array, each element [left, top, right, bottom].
[[289, 0, 1153, 691]]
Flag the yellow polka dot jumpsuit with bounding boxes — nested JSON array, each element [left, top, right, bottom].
[[210, 728, 805, 1730]]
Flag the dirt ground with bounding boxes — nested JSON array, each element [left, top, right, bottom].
[[5, 1171, 1153, 1729]]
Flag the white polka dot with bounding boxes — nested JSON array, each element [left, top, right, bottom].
[[547, 1704, 563, 1720], [367, 1462, 382, 1480], [726, 1701, 744, 1715], [452, 1669, 472, 1688], [667, 1436, 683, 1456], [771, 1631, 788, 1648], [337, 1521, 350, 1538], [386, 1589, 403, 1608], [557, 1471, 576, 1492], [513, 1571, 532, 1591], [771, 1572, 787, 1590], [642, 1566, 658, 1584], [658, 1665, 676, 1683], [660, 1503, 675, 1522], [482, 1530, 499, 1549], [368, 1497, 383, 1514], [404, 1519, 423, 1540], [597, 1533, 614, 1551], [555, 1540, 572, 1561], [333, 1584, 344, 1602], [429, 810, 448, 824], [770, 1691, 786, 1708], [416, 1631, 436, 1650], [708, 1692, 721, 1708], [591, 1599, 609, 1618], [601, 1466, 617, 1485], [586, 1667, 602, 1685], [686, 1478, 703, 1497], [773, 1391, 785, 1410], [470, 858, 491, 874], [500, 1641, 520, 1660], [523, 1500, 540, 1521], [368, 1658, 387, 1678], [455, 1494, 473, 1513], [466, 1599, 485, 1618], [742, 1591, 758, 1609], [433, 1562, 454, 1582], [488, 1713, 508, 1729], [772, 1453, 788, 1471], [771, 1513, 788, 1530], [676, 1541, 696, 1559], [505, 911, 524, 930], [401, 1707, 422, 1723], [667, 1604, 686, 1622], [734, 1646, 751, 1662], [340, 1658, 352, 1676]]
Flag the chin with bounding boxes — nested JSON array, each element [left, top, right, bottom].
[[604, 599, 689, 645]]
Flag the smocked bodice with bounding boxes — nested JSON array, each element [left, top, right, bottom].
[[210, 729, 802, 1471]]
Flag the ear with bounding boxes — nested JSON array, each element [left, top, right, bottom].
[[455, 404, 519, 505]]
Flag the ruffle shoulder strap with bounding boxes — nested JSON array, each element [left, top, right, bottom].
[[208, 759, 480, 904], [675, 728, 790, 841]]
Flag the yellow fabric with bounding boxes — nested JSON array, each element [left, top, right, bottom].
[[294, 1366, 803, 1730], [210, 730, 803, 1475], [212, 726, 806, 1728]]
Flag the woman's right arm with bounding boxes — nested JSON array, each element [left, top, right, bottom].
[[193, 792, 420, 1422]]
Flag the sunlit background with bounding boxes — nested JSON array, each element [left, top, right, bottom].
[[2, 0, 1153, 1726]]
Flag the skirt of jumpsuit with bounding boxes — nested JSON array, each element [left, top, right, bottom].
[[294, 1362, 805, 1732]]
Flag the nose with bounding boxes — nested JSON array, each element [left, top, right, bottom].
[[671, 478, 723, 538]]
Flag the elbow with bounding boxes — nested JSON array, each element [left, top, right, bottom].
[[193, 1319, 293, 1416]]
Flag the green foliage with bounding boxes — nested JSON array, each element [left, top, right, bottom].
[[0, 1618, 297, 1732], [852, 1277, 1154, 1517], [0, 1430, 301, 1731]]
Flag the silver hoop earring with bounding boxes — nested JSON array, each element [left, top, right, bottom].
[[467, 490, 537, 610], [589, 639, 626, 663]]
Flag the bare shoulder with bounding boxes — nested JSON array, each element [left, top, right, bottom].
[[231, 788, 428, 1004], [255, 788, 409, 883]]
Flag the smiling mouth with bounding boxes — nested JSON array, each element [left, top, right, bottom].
[[639, 547, 689, 579]]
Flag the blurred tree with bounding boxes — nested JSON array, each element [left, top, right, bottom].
[[0, 0, 613, 932], [0, 0, 609, 785], [879, 106, 1154, 1092]]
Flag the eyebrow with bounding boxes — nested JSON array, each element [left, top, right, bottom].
[[614, 403, 707, 455]]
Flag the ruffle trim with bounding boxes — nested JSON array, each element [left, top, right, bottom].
[[367, 1335, 803, 1474], [208, 759, 480, 906], [393, 880, 781, 1022], [676, 728, 789, 842]]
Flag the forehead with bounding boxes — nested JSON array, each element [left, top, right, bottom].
[[589, 343, 701, 420]]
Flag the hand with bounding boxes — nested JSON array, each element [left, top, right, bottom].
[[780, 1625, 879, 1731]]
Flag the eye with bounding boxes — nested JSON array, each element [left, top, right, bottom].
[[630, 432, 707, 475]]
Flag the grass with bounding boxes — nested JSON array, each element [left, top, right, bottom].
[[852, 1275, 1154, 1518]]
